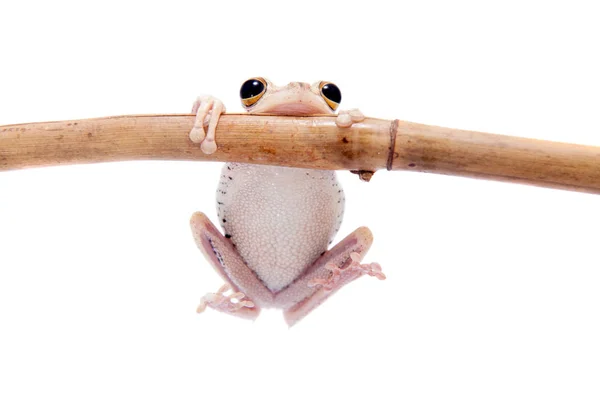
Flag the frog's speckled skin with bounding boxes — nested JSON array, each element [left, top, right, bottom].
[[189, 78, 385, 326], [216, 164, 344, 292]]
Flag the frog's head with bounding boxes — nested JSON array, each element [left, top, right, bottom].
[[239, 77, 341, 116]]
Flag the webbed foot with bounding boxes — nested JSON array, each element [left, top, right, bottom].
[[197, 283, 256, 318], [308, 252, 385, 291]]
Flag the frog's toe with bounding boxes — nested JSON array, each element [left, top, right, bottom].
[[200, 137, 217, 154], [336, 108, 365, 128], [347, 108, 365, 122], [197, 284, 259, 319], [189, 125, 206, 144], [189, 95, 226, 154], [336, 113, 352, 127]]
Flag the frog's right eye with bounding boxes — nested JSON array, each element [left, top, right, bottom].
[[240, 77, 267, 107]]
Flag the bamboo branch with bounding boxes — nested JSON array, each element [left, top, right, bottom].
[[1, 114, 599, 194]]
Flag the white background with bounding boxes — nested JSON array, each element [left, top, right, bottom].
[[1, 1, 599, 399]]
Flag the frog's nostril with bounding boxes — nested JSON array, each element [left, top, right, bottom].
[[289, 82, 309, 89]]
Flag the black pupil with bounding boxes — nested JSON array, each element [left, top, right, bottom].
[[240, 79, 265, 99], [321, 83, 341, 104]]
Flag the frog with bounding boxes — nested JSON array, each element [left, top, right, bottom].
[[188, 77, 385, 326]]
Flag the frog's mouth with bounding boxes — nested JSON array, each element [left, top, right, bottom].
[[263, 103, 330, 116]]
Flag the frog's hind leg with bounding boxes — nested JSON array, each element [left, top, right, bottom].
[[190, 212, 273, 320], [274, 227, 385, 327]]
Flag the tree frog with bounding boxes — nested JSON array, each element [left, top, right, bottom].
[[188, 77, 385, 326]]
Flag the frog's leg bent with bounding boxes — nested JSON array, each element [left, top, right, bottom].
[[190, 212, 273, 320], [274, 227, 385, 326]]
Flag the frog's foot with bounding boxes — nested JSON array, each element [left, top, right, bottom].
[[190, 212, 272, 320], [189, 95, 226, 155], [308, 253, 386, 292], [274, 226, 385, 326], [197, 283, 258, 319], [335, 108, 365, 128]]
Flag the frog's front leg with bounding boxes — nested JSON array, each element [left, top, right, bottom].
[[189, 95, 226, 155], [190, 212, 273, 320], [335, 108, 365, 128], [274, 227, 385, 326]]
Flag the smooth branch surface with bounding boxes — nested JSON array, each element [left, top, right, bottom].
[[0, 1, 599, 399]]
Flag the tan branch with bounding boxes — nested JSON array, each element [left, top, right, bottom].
[[1, 114, 599, 193]]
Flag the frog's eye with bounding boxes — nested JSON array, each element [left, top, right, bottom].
[[240, 77, 267, 107], [319, 81, 342, 110]]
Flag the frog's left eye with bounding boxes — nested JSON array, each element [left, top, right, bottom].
[[319, 82, 342, 110], [240, 77, 267, 108]]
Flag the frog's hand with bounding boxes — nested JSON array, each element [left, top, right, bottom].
[[189, 95, 226, 155], [335, 108, 365, 128], [190, 212, 273, 319], [274, 227, 383, 327]]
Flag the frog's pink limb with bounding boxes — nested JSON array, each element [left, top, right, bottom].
[[275, 226, 383, 326], [308, 254, 385, 291], [196, 283, 257, 319], [190, 212, 273, 318], [189, 96, 225, 154], [335, 108, 365, 128]]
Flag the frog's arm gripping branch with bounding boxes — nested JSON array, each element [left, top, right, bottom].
[[1, 114, 599, 194]]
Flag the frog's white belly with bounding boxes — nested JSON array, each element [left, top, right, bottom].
[[216, 163, 345, 292]]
